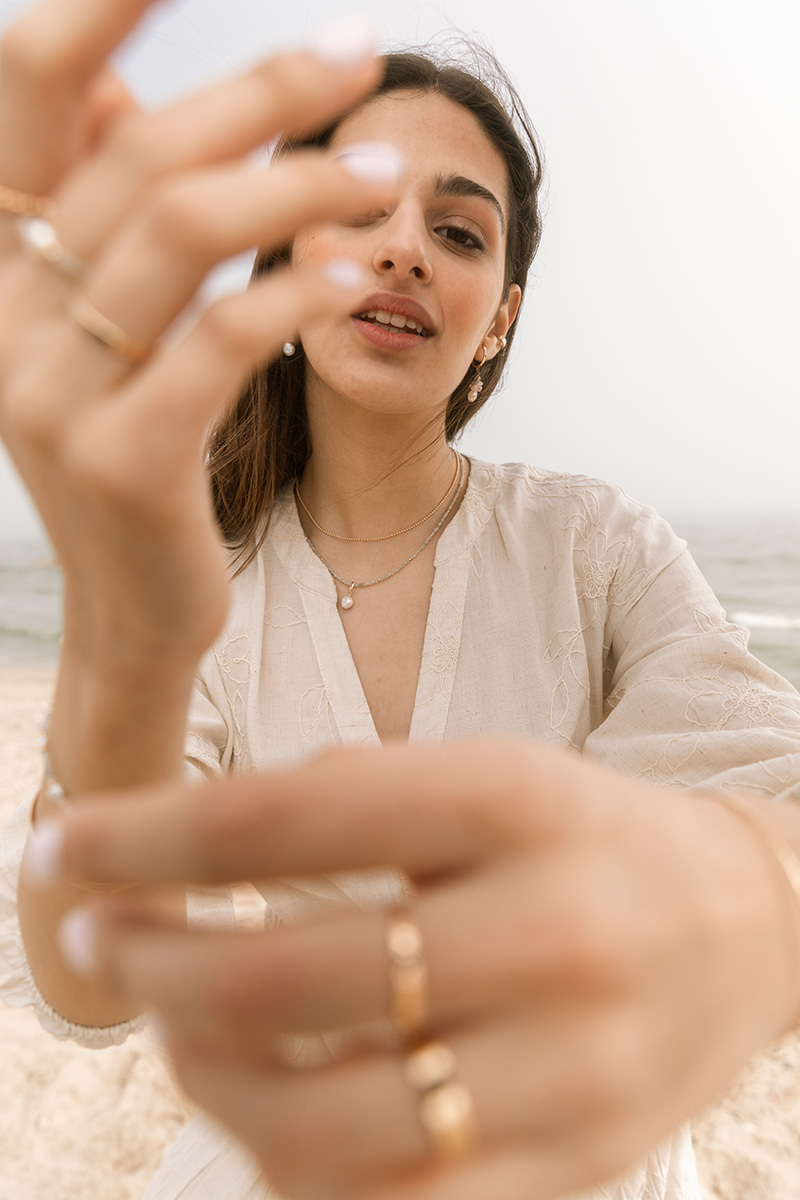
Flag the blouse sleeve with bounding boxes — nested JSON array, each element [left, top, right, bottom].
[[0, 661, 237, 1047], [0, 793, 147, 1047], [583, 507, 800, 802]]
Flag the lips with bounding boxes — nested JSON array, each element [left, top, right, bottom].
[[352, 292, 436, 338], [358, 308, 427, 336]]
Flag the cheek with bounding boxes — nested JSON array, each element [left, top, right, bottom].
[[292, 224, 353, 269]]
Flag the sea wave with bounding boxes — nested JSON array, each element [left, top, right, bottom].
[[0, 623, 60, 642], [732, 611, 800, 632]]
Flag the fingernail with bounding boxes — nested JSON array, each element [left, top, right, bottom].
[[337, 142, 405, 184], [322, 258, 367, 289], [310, 15, 377, 68], [58, 908, 99, 976], [25, 818, 64, 885]]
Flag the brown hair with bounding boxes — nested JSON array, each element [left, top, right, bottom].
[[207, 44, 545, 570]]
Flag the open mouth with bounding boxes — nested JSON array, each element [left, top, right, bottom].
[[356, 309, 431, 337]]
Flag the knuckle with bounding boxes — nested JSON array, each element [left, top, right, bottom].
[[61, 429, 136, 507], [200, 296, 255, 362], [145, 181, 214, 260], [581, 1010, 650, 1117], [259, 1088, 311, 1177], [456, 741, 543, 848], [0, 23, 60, 84], [214, 938, 302, 1021], [551, 907, 630, 996], [105, 112, 167, 180], [1, 360, 62, 452]]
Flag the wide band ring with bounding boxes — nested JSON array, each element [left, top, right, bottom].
[[16, 216, 88, 281], [70, 298, 154, 364], [386, 910, 429, 1040], [405, 1040, 478, 1161], [0, 184, 54, 219]]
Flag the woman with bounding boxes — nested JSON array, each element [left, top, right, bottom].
[[1, 1, 799, 1197]]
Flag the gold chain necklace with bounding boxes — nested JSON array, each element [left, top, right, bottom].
[[295, 449, 460, 543], [303, 454, 465, 610]]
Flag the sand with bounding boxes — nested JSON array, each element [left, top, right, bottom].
[[1, 664, 800, 1199]]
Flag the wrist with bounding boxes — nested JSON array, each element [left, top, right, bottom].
[[61, 575, 226, 667], [697, 790, 800, 1037], [47, 647, 199, 795]]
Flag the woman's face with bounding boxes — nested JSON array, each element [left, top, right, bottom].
[[293, 89, 521, 419]]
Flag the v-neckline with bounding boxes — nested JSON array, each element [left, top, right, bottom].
[[270, 458, 493, 747]]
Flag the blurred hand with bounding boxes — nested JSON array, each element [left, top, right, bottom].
[[32, 739, 800, 1200], [0, 1, 393, 663]]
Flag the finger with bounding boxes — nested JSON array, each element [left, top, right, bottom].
[[45, 739, 640, 894], [60, 901, 388, 1036], [0, 0, 156, 189], [3, 252, 366, 465], [55, 36, 383, 263], [113, 256, 369, 436], [159, 1012, 644, 1197], [82, 68, 141, 150], [55, 151, 400, 397], [359, 1134, 640, 1200], [63, 854, 633, 1042]]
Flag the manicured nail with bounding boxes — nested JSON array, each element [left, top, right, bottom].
[[58, 908, 99, 976], [25, 818, 64, 885], [310, 15, 377, 68], [337, 141, 405, 184], [322, 258, 367, 289]]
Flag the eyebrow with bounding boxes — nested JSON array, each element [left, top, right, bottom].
[[433, 172, 506, 234]]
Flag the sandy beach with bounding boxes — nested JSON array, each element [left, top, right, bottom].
[[1, 664, 800, 1199]]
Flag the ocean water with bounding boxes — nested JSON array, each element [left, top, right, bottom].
[[670, 512, 800, 693], [0, 515, 798, 690]]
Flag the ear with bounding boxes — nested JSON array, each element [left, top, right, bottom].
[[485, 284, 522, 357]]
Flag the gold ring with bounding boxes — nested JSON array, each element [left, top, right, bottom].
[[0, 184, 54, 219], [386, 910, 429, 1040], [16, 216, 88, 281], [70, 298, 153, 364], [405, 1040, 478, 1161]]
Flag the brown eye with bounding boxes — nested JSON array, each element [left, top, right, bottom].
[[438, 224, 485, 252]]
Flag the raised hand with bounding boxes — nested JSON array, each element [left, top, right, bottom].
[[34, 739, 800, 1200], [0, 2, 398, 794]]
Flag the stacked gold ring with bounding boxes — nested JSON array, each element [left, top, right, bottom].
[[405, 1039, 478, 1161], [386, 910, 478, 1162], [70, 298, 154, 364], [0, 184, 54, 219], [16, 216, 87, 281], [386, 911, 429, 1040]]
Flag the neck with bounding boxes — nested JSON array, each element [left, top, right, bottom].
[[298, 393, 458, 541]]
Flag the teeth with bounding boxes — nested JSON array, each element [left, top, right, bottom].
[[358, 309, 426, 335]]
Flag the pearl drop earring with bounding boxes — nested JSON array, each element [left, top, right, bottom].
[[467, 346, 487, 403], [282, 341, 296, 357]]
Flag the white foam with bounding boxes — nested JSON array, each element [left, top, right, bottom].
[[732, 611, 800, 632]]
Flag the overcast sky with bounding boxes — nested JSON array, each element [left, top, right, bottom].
[[1, 0, 798, 540]]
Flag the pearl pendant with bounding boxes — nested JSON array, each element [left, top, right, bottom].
[[340, 594, 354, 610]]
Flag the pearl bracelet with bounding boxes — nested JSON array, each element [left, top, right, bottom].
[[41, 749, 70, 811], [31, 710, 70, 827]]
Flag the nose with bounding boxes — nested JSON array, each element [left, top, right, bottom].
[[372, 204, 432, 283]]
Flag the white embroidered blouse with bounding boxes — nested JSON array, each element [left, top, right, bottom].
[[2, 459, 800, 1200]]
